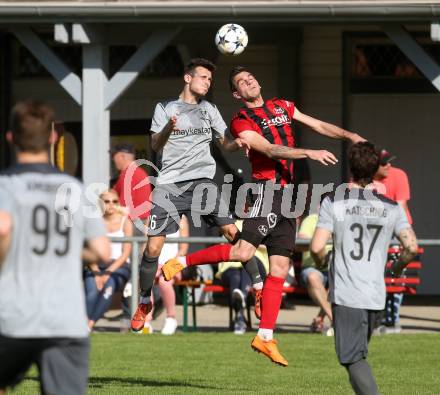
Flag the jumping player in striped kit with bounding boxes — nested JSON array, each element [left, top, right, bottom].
[[162, 66, 365, 366], [310, 142, 418, 394]]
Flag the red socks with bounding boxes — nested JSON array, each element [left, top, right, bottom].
[[186, 244, 232, 266], [259, 275, 285, 330]]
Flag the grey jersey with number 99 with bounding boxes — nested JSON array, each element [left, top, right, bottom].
[[0, 164, 106, 338], [317, 188, 410, 310]]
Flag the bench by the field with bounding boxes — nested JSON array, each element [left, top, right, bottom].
[[174, 246, 424, 332]]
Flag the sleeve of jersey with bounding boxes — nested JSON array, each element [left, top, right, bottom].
[[0, 183, 13, 212], [210, 105, 228, 139], [150, 103, 168, 134], [230, 115, 255, 138], [316, 197, 334, 233], [283, 100, 295, 118], [393, 204, 411, 236]]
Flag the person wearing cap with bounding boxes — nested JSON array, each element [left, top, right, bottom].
[[111, 142, 152, 232], [374, 149, 412, 224], [374, 149, 413, 333]]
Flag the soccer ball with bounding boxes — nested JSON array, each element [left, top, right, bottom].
[[215, 24, 248, 56]]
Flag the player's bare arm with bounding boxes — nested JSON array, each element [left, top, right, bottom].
[[393, 227, 418, 276], [293, 108, 366, 144], [151, 115, 178, 151], [238, 130, 338, 165], [0, 210, 12, 266], [310, 227, 332, 269], [218, 134, 251, 152]]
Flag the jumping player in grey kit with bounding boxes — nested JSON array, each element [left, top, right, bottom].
[[0, 100, 110, 395], [130, 58, 261, 332], [310, 142, 418, 395]]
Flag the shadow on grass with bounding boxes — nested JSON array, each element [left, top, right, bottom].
[[88, 376, 221, 390], [400, 314, 440, 324], [23, 376, 222, 390]]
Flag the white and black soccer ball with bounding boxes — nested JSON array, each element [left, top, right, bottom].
[[215, 24, 248, 56]]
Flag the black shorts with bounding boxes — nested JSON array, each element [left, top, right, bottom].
[[241, 183, 296, 257], [0, 335, 89, 394], [332, 304, 381, 365], [148, 178, 234, 236]]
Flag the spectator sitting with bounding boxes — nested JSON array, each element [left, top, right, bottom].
[[297, 212, 333, 335], [143, 215, 190, 335], [217, 221, 269, 334], [85, 189, 133, 330]]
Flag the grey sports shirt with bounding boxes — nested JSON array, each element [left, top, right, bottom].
[[317, 188, 410, 310], [150, 98, 227, 185], [0, 163, 106, 338]]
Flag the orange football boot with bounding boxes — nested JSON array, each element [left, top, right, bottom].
[[131, 302, 152, 332], [162, 258, 185, 281], [251, 335, 288, 367], [254, 289, 263, 320]]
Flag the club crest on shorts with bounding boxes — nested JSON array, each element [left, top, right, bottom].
[[267, 213, 277, 229], [258, 224, 268, 236]]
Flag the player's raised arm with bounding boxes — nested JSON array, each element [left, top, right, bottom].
[[393, 227, 419, 276], [237, 130, 338, 166], [151, 115, 178, 152], [0, 211, 12, 266], [293, 107, 366, 144]]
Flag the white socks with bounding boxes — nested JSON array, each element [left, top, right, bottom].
[[257, 328, 273, 341], [177, 256, 187, 267]]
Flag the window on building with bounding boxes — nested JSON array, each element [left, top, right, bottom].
[[347, 33, 440, 93]]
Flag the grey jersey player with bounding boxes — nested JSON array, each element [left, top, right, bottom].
[[310, 142, 418, 395], [0, 100, 110, 395]]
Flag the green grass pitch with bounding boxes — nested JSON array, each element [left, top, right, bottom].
[[12, 333, 440, 394]]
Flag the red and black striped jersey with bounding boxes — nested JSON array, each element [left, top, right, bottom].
[[230, 98, 296, 185]]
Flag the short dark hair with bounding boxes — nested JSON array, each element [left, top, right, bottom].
[[348, 142, 380, 187], [111, 143, 135, 156], [10, 100, 54, 153], [228, 65, 249, 91], [184, 58, 216, 76]]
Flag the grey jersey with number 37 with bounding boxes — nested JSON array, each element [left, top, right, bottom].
[[317, 188, 410, 310], [0, 164, 106, 338]]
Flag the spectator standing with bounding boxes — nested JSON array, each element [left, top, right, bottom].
[[112, 142, 152, 234], [374, 149, 413, 332]]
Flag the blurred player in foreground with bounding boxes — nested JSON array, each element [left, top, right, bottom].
[[0, 100, 110, 394]]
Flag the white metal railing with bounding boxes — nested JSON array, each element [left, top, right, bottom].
[[108, 236, 440, 316]]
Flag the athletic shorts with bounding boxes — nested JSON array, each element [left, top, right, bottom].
[[148, 178, 234, 236], [332, 304, 381, 365], [241, 183, 296, 257], [0, 335, 89, 394]]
